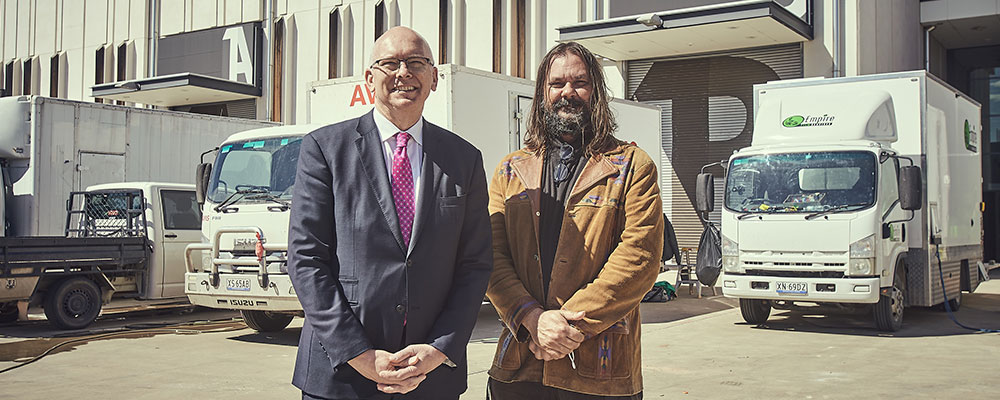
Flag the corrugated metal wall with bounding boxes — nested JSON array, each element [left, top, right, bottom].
[[626, 44, 803, 248]]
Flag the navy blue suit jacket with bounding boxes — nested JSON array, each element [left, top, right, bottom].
[[288, 110, 493, 399]]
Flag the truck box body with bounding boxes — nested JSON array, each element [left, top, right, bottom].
[[306, 64, 662, 175], [185, 65, 661, 330], [719, 71, 982, 315], [0, 96, 275, 237]]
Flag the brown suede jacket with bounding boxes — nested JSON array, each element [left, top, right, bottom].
[[485, 142, 663, 396]]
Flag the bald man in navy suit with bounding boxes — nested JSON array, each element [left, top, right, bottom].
[[287, 27, 492, 399]]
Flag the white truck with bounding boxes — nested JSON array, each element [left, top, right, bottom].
[[695, 71, 983, 331], [184, 64, 661, 332], [0, 96, 273, 328]]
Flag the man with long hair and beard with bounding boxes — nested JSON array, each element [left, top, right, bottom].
[[485, 42, 664, 399]]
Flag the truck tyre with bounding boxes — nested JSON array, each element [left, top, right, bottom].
[[44, 277, 102, 330], [241, 310, 293, 332], [739, 299, 771, 325], [874, 266, 905, 332]]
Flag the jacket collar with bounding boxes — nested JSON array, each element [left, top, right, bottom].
[[510, 143, 624, 198]]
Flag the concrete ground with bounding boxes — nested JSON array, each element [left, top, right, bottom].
[[2, 270, 999, 399]]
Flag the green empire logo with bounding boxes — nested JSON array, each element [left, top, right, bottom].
[[782, 115, 804, 127], [782, 114, 834, 128]]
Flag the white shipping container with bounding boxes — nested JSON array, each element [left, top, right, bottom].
[[307, 64, 660, 176], [0, 96, 275, 237]]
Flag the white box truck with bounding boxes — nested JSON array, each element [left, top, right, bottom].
[[0, 96, 274, 328], [695, 71, 983, 331], [185, 65, 661, 332]]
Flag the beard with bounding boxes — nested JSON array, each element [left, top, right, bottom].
[[542, 97, 591, 144]]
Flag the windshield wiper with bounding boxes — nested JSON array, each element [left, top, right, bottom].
[[245, 192, 291, 209], [213, 186, 269, 212], [804, 203, 870, 220], [737, 205, 789, 219]]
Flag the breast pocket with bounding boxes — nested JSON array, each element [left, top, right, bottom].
[[438, 195, 467, 208]]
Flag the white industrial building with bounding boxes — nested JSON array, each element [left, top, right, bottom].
[[2, 0, 999, 251]]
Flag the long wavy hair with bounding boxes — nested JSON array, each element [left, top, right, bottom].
[[524, 42, 619, 156]]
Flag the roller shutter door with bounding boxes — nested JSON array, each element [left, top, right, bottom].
[[626, 44, 803, 248]]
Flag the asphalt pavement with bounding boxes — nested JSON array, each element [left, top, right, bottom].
[[2, 270, 999, 399]]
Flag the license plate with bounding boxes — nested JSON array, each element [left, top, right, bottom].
[[233, 237, 257, 251], [776, 281, 808, 294], [229, 299, 255, 307], [227, 278, 252, 291]]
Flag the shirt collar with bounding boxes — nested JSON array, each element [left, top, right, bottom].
[[373, 109, 424, 147]]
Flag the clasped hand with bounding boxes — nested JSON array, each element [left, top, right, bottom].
[[525, 308, 586, 361], [348, 344, 447, 394]]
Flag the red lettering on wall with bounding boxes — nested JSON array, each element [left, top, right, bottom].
[[350, 85, 367, 107], [363, 84, 375, 104]]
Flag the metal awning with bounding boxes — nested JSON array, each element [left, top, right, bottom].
[[558, 1, 813, 61], [91, 73, 260, 106]]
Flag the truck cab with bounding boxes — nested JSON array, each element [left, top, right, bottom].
[[185, 125, 321, 332], [86, 182, 203, 298]]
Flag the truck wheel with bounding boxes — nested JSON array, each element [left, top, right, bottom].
[[874, 268, 905, 332], [739, 299, 771, 325], [44, 277, 102, 330], [241, 310, 293, 332]]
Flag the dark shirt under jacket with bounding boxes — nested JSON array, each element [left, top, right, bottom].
[[538, 139, 586, 298]]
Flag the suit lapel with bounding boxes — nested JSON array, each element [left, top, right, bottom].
[[408, 120, 438, 254], [355, 111, 406, 252]]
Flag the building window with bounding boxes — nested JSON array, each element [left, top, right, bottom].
[[493, 0, 502, 74], [50, 54, 60, 97], [2, 62, 12, 97], [117, 43, 128, 82], [22, 59, 33, 95], [375, 1, 386, 40], [512, 0, 526, 78], [439, 0, 449, 65], [95, 46, 106, 103], [329, 9, 340, 79], [272, 19, 285, 122]]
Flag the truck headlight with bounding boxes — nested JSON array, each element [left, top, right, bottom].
[[723, 256, 741, 273], [849, 258, 874, 275], [848, 235, 875, 275], [722, 235, 738, 257], [849, 235, 875, 258], [722, 235, 740, 273]]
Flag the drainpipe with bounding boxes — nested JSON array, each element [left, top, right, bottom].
[[262, 0, 274, 121], [148, 0, 158, 78], [924, 25, 936, 72], [832, 0, 842, 77], [147, 0, 159, 108]]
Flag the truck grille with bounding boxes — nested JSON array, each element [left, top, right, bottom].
[[745, 269, 845, 278]]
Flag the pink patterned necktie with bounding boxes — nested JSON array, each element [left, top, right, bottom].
[[391, 131, 415, 248]]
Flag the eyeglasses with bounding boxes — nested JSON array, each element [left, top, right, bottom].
[[370, 56, 433, 73], [554, 144, 575, 183]]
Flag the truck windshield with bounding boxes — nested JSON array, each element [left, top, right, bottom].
[[206, 136, 302, 204], [725, 151, 877, 214]]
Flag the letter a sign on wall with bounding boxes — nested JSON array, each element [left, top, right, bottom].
[[223, 27, 254, 84]]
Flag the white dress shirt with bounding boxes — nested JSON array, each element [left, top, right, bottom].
[[372, 109, 424, 220]]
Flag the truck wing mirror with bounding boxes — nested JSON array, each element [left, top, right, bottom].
[[898, 166, 922, 211], [695, 173, 715, 212], [196, 163, 212, 205]]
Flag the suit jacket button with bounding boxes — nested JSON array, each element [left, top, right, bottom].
[[396, 304, 406, 313], [406, 259, 413, 267]]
